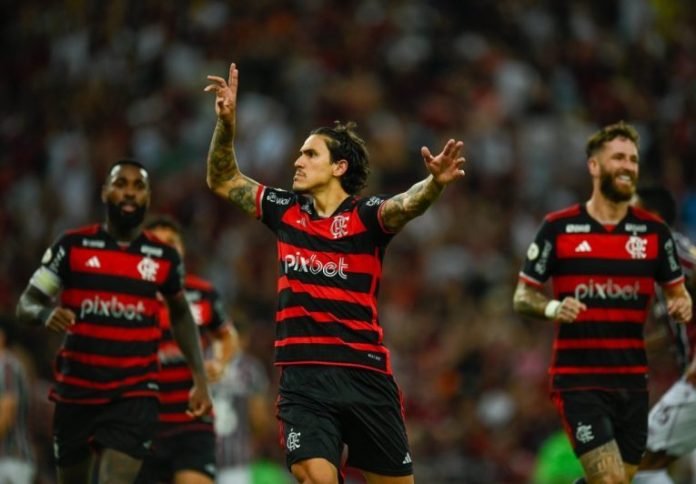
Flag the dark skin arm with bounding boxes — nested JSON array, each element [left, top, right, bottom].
[[16, 285, 75, 331], [164, 292, 213, 417]]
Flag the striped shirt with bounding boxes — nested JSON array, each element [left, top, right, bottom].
[[256, 186, 396, 374], [212, 352, 269, 467], [0, 351, 34, 463], [519, 204, 684, 391], [38, 224, 184, 403], [156, 274, 228, 435]]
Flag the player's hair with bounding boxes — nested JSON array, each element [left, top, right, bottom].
[[106, 158, 149, 181], [145, 215, 183, 235], [311, 121, 370, 195], [636, 185, 677, 226], [586, 121, 640, 158]]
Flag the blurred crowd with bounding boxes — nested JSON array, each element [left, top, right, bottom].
[[2, 0, 696, 482]]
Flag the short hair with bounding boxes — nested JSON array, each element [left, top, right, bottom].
[[145, 215, 182, 235], [106, 158, 149, 182], [586, 121, 640, 158], [311, 121, 370, 195], [636, 185, 677, 226]]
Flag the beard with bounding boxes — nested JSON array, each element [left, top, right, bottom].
[[106, 202, 147, 231], [599, 169, 635, 203]]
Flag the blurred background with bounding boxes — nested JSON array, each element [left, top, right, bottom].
[[2, 0, 696, 482]]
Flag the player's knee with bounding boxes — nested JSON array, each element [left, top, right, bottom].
[[586, 469, 628, 484], [291, 459, 338, 484]]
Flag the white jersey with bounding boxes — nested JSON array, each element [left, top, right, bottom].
[[653, 231, 696, 370], [212, 352, 270, 468], [645, 231, 696, 455]]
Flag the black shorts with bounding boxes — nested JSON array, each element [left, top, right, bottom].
[[135, 429, 217, 482], [277, 365, 413, 478], [53, 397, 158, 467], [551, 389, 649, 464]]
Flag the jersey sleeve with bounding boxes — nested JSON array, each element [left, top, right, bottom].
[[357, 195, 396, 247], [30, 233, 71, 297], [159, 248, 185, 296], [519, 219, 556, 287], [257, 185, 297, 234], [656, 224, 685, 287]]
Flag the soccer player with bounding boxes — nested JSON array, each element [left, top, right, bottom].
[[0, 318, 35, 484], [213, 320, 280, 484], [135, 215, 238, 484], [631, 186, 696, 484], [204, 63, 466, 484], [15, 160, 212, 484], [512, 122, 693, 484]]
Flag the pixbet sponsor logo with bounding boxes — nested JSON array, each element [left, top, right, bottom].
[[283, 253, 348, 279], [574, 279, 640, 301], [80, 295, 146, 321]]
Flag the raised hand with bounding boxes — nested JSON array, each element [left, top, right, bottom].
[[204, 63, 239, 127], [421, 139, 466, 187]]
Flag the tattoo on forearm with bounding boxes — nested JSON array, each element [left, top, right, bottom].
[[383, 177, 443, 231], [207, 120, 259, 216], [207, 120, 238, 185], [513, 283, 549, 319], [227, 182, 257, 214]]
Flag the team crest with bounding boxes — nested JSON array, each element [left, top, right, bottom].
[[286, 428, 301, 451], [137, 256, 160, 281], [625, 235, 647, 259], [576, 422, 594, 444], [330, 215, 349, 239]]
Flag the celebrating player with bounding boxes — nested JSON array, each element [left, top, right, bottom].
[[513, 123, 692, 483], [204, 62, 466, 484]]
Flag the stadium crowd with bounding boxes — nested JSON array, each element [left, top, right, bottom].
[[2, 0, 696, 482]]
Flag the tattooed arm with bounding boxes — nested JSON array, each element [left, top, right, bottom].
[[513, 280, 587, 323], [204, 63, 261, 217], [381, 139, 466, 232]]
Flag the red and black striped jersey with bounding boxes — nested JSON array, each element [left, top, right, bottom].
[[156, 273, 228, 435], [39, 224, 184, 403], [518, 204, 684, 391], [256, 185, 396, 374]]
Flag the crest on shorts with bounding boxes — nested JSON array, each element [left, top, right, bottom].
[[575, 421, 594, 444], [286, 427, 301, 452]]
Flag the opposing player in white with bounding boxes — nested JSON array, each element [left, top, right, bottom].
[[633, 186, 696, 484]]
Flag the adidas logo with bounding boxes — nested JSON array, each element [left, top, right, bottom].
[[402, 452, 412, 464], [574, 241, 592, 253], [85, 256, 101, 268]]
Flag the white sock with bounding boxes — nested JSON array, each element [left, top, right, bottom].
[[633, 470, 674, 484]]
